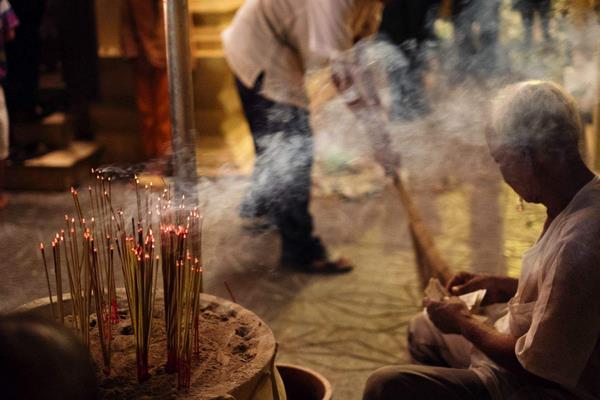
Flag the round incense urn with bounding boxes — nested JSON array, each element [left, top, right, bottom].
[[18, 290, 286, 400]]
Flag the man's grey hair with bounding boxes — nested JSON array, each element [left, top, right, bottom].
[[489, 81, 582, 156]]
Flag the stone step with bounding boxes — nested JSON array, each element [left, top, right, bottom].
[[12, 112, 75, 150], [6, 141, 104, 190]]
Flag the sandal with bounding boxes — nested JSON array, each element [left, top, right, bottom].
[[303, 257, 354, 274]]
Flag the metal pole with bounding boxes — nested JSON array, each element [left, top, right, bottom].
[[163, 0, 198, 197]]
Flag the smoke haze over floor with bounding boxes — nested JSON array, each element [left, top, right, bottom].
[[2, 3, 599, 398]]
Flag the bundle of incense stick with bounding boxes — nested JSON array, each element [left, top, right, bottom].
[[159, 189, 204, 389], [39, 172, 204, 388], [38, 175, 118, 375], [113, 178, 159, 383], [176, 250, 203, 390]]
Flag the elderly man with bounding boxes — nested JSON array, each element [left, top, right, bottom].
[[363, 81, 600, 399], [223, 0, 388, 273]]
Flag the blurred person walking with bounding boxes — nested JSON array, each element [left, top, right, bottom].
[[41, 0, 100, 141], [513, 0, 552, 47], [0, 0, 18, 209], [378, 0, 441, 120], [223, 0, 389, 273], [4, 0, 43, 123], [121, 0, 171, 165], [451, 0, 501, 79]]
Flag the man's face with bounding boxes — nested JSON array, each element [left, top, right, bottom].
[[489, 144, 540, 203]]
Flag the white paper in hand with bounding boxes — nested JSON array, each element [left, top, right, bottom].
[[424, 278, 449, 302], [424, 278, 486, 311]]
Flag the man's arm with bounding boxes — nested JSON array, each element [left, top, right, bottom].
[[447, 272, 518, 305], [426, 299, 551, 385], [460, 314, 529, 376]]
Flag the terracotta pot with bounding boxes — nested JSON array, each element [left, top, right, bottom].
[[277, 363, 333, 400]]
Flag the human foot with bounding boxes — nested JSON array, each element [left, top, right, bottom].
[[286, 257, 353, 274]]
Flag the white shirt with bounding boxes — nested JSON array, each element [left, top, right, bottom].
[[221, 0, 382, 108], [473, 177, 600, 400]]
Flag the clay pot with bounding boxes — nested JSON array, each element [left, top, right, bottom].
[[277, 364, 333, 400], [18, 290, 286, 400]]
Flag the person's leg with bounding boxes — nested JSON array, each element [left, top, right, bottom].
[[408, 311, 473, 368], [268, 104, 328, 268], [134, 59, 158, 160], [0, 86, 9, 208], [477, 0, 500, 73], [538, 0, 552, 42], [5, 0, 44, 120], [521, 6, 535, 47], [153, 66, 172, 159], [235, 75, 278, 219], [508, 385, 580, 399], [363, 365, 491, 400], [451, 1, 477, 79]]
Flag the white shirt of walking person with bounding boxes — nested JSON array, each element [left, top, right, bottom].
[[221, 0, 384, 109]]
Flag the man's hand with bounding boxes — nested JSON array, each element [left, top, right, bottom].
[[446, 271, 518, 306], [424, 297, 471, 335]]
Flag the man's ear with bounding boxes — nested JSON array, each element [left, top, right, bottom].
[[525, 145, 550, 181]]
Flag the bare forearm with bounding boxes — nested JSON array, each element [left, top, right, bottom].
[[459, 315, 522, 372]]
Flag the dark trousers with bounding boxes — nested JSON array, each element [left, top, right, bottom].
[[235, 75, 326, 267], [452, 0, 500, 77], [518, 0, 552, 45], [378, 0, 440, 120], [363, 364, 579, 400], [5, 0, 44, 116], [363, 365, 491, 400]]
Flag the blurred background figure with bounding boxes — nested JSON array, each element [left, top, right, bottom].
[[4, 0, 44, 123], [222, 0, 385, 273], [451, 0, 501, 80], [513, 0, 553, 47], [0, 313, 97, 400], [0, 0, 18, 209], [121, 0, 171, 167], [41, 0, 100, 141], [378, 0, 441, 120]]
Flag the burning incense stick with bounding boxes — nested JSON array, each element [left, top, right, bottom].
[[39, 243, 56, 318], [52, 239, 64, 323], [117, 224, 159, 382], [158, 191, 204, 388]]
